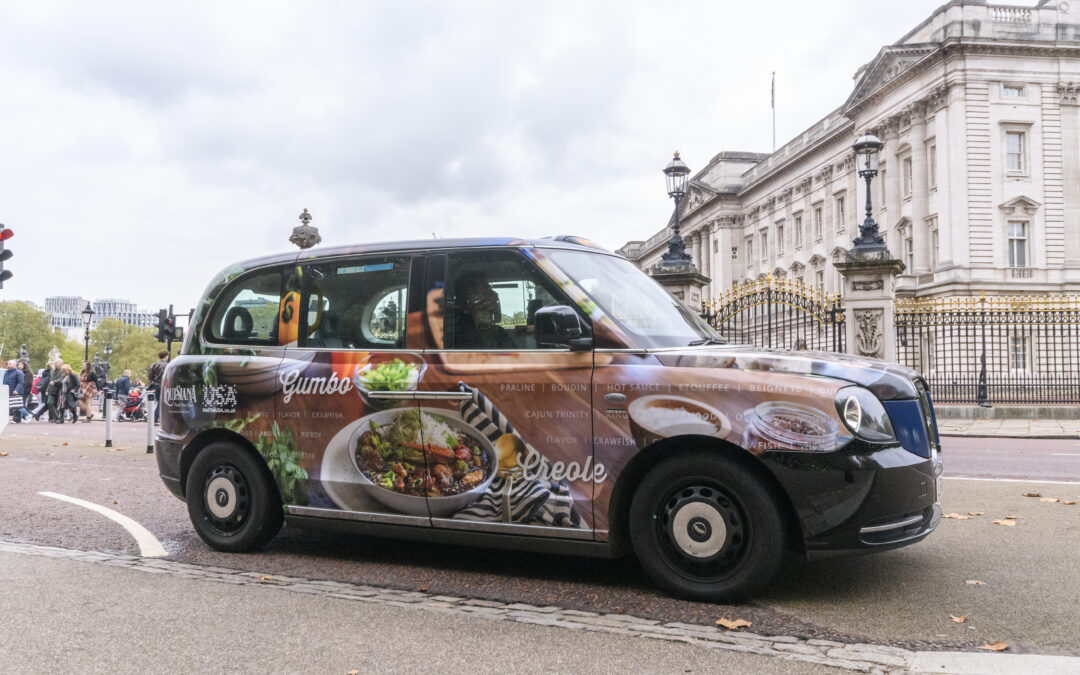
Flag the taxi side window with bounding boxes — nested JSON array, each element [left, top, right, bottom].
[[432, 250, 589, 350], [206, 268, 283, 345], [300, 256, 411, 349]]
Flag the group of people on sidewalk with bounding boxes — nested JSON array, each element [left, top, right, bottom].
[[4, 350, 169, 425]]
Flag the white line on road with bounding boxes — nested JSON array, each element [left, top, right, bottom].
[[37, 491, 167, 558], [1050, 453, 1080, 457], [944, 476, 1080, 486]]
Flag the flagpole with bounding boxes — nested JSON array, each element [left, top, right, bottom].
[[771, 71, 776, 152]]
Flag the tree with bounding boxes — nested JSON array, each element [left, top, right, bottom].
[[0, 301, 73, 371]]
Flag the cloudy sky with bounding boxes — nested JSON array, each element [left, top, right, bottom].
[[0, 0, 956, 312]]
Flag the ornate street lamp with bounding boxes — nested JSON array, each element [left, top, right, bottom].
[[81, 302, 95, 362], [660, 151, 694, 267], [850, 131, 888, 256], [289, 208, 322, 249], [102, 343, 113, 380]]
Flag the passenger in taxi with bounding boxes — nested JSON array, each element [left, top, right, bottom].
[[450, 271, 514, 350]]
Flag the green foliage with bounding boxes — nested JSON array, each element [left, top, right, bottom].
[[0, 301, 75, 371]]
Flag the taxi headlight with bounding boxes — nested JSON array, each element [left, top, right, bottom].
[[835, 386, 896, 443]]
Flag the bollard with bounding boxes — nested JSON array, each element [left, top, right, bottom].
[[146, 391, 155, 454], [104, 389, 113, 448]]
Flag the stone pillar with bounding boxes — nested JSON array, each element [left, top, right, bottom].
[[1061, 83, 1080, 268], [691, 233, 702, 271], [884, 118, 902, 237], [909, 103, 930, 273], [702, 226, 713, 300], [835, 252, 905, 363], [650, 261, 711, 312]]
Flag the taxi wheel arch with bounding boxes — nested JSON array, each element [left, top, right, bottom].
[[184, 438, 283, 552], [609, 436, 803, 558], [627, 446, 788, 602]]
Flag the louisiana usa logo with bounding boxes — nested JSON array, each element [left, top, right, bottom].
[[163, 385, 197, 408]]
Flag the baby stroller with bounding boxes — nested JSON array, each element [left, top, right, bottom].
[[117, 388, 147, 422]]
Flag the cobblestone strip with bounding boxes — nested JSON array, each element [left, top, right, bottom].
[[0, 540, 912, 673]]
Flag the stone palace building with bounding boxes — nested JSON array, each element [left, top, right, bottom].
[[618, 0, 1080, 306]]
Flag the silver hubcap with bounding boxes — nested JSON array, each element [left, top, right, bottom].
[[671, 501, 727, 558], [206, 476, 237, 519]]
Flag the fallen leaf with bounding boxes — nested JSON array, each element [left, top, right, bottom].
[[715, 618, 752, 630], [944, 513, 972, 519], [418, 585, 429, 592], [1023, 492, 1042, 498], [968, 511, 985, 516], [62, 442, 68, 446], [965, 580, 985, 585], [1003, 515, 1017, 519], [979, 642, 1008, 652], [950, 614, 968, 623], [258, 575, 273, 582], [992, 519, 1016, 526], [1064, 501, 1076, 506], [113, 500, 118, 505], [1041, 498, 1060, 503], [0, 452, 8, 457], [347, 670, 360, 675]]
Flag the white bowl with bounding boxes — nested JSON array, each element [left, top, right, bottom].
[[349, 407, 497, 518]]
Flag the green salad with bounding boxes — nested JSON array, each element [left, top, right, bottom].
[[357, 359, 418, 391]]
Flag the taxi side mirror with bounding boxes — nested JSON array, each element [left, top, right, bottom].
[[535, 305, 591, 350]]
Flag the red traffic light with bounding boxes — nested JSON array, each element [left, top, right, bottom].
[[0, 228, 12, 241]]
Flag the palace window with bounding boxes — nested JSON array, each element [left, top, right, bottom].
[[815, 270, 825, 296], [745, 237, 753, 267], [1007, 221, 1028, 268], [777, 221, 785, 254], [760, 231, 768, 261], [929, 219, 939, 268], [904, 234, 914, 270], [794, 214, 803, 248], [1003, 84, 1024, 98], [1010, 333, 1031, 371], [1006, 131, 1026, 173], [835, 195, 846, 231], [928, 144, 937, 188], [903, 157, 913, 197], [814, 206, 823, 240], [731, 246, 738, 260]]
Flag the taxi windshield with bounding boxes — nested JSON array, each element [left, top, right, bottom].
[[546, 249, 723, 349]]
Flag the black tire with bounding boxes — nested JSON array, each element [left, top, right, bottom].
[[629, 450, 785, 602], [186, 441, 283, 552]]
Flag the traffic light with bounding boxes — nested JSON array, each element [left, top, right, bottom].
[[0, 224, 13, 288], [154, 308, 168, 342]]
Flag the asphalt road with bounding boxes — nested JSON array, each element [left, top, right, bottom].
[[940, 435, 1080, 482], [1, 421, 1078, 663]]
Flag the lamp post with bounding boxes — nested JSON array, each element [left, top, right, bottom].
[[101, 344, 113, 381], [660, 151, 694, 267], [81, 302, 95, 362], [850, 131, 888, 256]]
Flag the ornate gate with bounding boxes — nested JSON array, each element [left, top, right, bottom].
[[701, 276, 846, 352]]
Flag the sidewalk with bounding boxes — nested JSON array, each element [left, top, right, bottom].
[[938, 417, 1080, 438]]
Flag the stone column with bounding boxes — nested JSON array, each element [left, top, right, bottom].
[[691, 232, 701, 271], [909, 102, 930, 273], [702, 225, 713, 300], [1061, 83, 1080, 268], [883, 117, 902, 237], [835, 252, 905, 363]]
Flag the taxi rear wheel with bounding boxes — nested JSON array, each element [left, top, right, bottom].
[[186, 442, 283, 552], [629, 451, 785, 602]]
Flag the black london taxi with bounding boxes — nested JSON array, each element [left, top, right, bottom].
[[155, 236, 942, 601]]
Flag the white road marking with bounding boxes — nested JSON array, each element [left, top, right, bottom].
[[37, 491, 167, 558], [1050, 453, 1080, 457], [944, 476, 1080, 486]]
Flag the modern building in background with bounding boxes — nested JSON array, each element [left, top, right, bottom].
[[42, 296, 155, 340], [619, 0, 1080, 304]]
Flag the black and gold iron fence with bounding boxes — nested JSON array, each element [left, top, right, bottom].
[[895, 294, 1080, 404], [701, 276, 846, 352]]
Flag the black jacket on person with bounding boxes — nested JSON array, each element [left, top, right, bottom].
[[114, 375, 131, 399]]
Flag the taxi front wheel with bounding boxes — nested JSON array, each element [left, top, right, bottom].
[[629, 451, 785, 602], [186, 442, 283, 552]]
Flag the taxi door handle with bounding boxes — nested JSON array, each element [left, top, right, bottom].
[[368, 390, 473, 401]]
